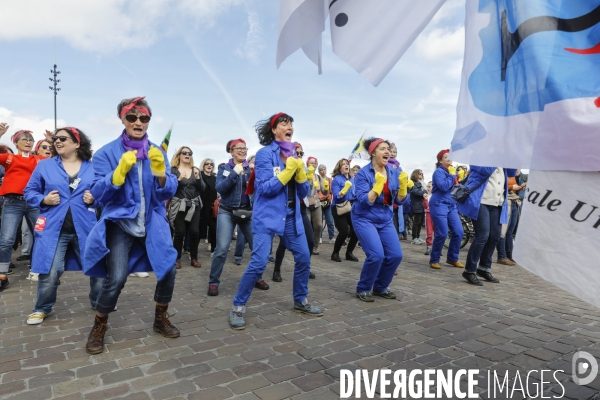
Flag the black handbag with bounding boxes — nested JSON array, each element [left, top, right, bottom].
[[450, 184, 470, 202], [231, 208, 252, 223]]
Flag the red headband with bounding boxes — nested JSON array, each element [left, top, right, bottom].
[[61, 127, 81, 144], [34, 140, 50, 153], [270, 112, 286, 130], [294, 142, 302, 149], [229, 138, 246, 151], [437, 149, 450, 162], [12, 130, 33, 144], [367, 138, 385, 155], [120, 96, 150, 119], [306, 156, 318, 167]]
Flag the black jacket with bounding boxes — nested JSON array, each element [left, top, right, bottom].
[[410, 181, 428, 214]]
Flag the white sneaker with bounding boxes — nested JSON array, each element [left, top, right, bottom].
[[204, 239, 208, 244], [129, 272, 149, 278], [27, 272, 39, 281], [319, 238, 322, 244], [207, 244, 212, 252], [26, 312, 47, 325]]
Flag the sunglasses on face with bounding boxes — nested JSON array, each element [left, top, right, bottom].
[[41, 145, 53, 150], [125, 114, 151, 123], [181, 151, 193, 156], [205, 163, 214, 166], [297, 151, 304, 156], [52, 136, 70, 143]]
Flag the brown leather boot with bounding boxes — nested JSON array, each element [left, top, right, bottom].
[[86, 314, 108, 354], [153, 304, 180, 338]]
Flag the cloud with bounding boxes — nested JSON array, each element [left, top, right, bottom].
[[0, 0, 242, 54], [0, 107, 66, 147], [415, 27, 465, 61], [236, 9, 265, 64]]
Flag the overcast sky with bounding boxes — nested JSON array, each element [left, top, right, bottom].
[[0, 0, 466, 180]]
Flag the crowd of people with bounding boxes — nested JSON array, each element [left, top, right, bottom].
[[0, 96, 527, 353]]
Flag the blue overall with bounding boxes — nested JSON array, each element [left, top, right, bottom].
[[352, 163, 403, 294], [429, 166, 464, 264], [233, 142, 310, 307]]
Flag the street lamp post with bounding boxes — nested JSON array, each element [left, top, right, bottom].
[[49, 64, 61, 132]]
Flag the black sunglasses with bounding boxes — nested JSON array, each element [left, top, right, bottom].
[[297, 151, 304, 156], [125, 114, 151, 123], [41, 145, 53, 150], [52, 136, 70, 143], [181, 151, 193, 156], [205, 163, 214, 166]]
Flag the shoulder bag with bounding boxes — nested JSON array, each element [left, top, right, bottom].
[[336, 200, 351, 215], [450, 178, 486, 203]]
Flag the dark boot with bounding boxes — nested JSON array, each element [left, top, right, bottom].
[[86, 314, 109, 354], [272, 267, 282, 282], [331, 252, 342, 262], [345, 252, 359, 262], [153, 304, 180, 338]]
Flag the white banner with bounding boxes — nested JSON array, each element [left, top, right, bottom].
[[514, 170, 600, 309]]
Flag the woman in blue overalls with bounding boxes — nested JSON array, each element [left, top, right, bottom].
[[24, 127, 102, 325], [428, 149, 465, 269], [83, 96, 179, 354], [229, 113, 323, 330], [353, 138, 408, 302]]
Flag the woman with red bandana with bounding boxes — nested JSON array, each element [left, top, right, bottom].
[[0, 127, 46, 292], [34, 139, 55, 157], [353, 138, 408, 302], [83, 97, 179, 354], [428, 149, 464, 270]]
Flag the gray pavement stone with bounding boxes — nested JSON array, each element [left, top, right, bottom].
[[1, 240, 599, 399]]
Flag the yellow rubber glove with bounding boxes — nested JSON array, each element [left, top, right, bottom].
[[112, 150, 137, 187], [233, 163, 244, 175], [407, 179, 414, 189], [447, 165, 456, 175], [313, 179, 319, 189], [372, 172, 387, 195], [148, 146, 166, 177], [457, 169, 465, 182], [277, 157, 298, 185], [306, 165, 315, 181], [323, 179, 330, 191], [399, 171, 408, 197], [295, 161, 308, 183], [340, 180, 352, 196]]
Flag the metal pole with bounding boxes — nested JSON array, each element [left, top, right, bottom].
[[49, 64, 61, 132]]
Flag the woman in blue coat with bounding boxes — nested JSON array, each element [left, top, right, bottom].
[[229, 112, 323, 330], [83, 97, 179, 354], [428, 149, 465, 269], [457, 166, 517, 286], [353, 138, 409, 302], [24, 128, 102, 325], [330, 159, 359, 262]]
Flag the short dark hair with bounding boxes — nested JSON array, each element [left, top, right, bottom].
[[255, 113, 294, 146]]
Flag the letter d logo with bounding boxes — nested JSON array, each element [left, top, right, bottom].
[[572, 351, 598, 386]]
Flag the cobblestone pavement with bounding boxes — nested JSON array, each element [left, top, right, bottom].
[[1, 237, 599, 400]]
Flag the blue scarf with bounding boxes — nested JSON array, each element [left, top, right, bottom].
[[121, 129, 149, 160]]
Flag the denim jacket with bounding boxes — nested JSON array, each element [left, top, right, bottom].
[[216, 163, 253, 209]]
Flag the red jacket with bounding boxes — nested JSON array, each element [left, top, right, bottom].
[[0, 153, 45, 196]]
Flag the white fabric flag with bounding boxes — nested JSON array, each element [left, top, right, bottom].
[[329, 0, 446, 86], [451, 0, 600, 171], [277, 0, 327, 74], [514, 170, 600, 308]]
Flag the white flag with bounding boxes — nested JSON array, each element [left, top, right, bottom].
[[451, 0, 600, 171], [329, 0, 446, 86], [276, 0, 327, 74], [513, 170, 600, 308]]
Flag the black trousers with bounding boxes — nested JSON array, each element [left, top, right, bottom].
[[173, 208, 201, 259], [199, 212, 217, 254], [332, 206, 358, 254], [412, 212, 425, 240]]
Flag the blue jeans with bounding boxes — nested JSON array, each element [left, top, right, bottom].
[[429, 201, 463, 264], [34, 232, 103, 314], [321, 205, 335, 240], [354, 218, 402, 293], [496, 200, 519, 260], [94, 222, 177, 315], [234, 208, 310, 306], [234, 225, 247, 263], [465, 204, 502, 273], [209, 208, 254, 286], [0, 197, 38, 273]]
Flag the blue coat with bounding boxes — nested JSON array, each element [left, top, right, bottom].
[[216, 163, 253, 208], [252, 142, 309, 236], [24, 158, 97, 274], [430, 165, 456, 205], [352, 163, 403, 225], [83, 138, 177, 281], [457, 166, 517, 224], [331, 174, 355, 206]]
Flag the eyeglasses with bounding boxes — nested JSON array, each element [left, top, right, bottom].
[[297, 151, 304, 156], [418, 172, 423, 175], [232, 147, 247, 152], [19, 138, 35, 143], [125, 114, 151, 123], [52, 136, 70, 143], [181, 151, 193, 156], [205, 163, 214, 166]]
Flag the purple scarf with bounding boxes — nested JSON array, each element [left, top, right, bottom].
[[227, 158, 249, 168], [388, 158, 400, 170], [275, 140, 297, 158], [121, 129, 149, 160]]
